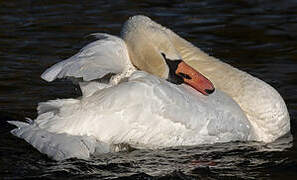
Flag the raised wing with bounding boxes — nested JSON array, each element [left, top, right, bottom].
[[41, 33, 130, 82]]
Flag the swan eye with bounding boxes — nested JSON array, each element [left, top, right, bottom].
[[178, 72, 192, 80]]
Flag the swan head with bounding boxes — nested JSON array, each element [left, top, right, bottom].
[[121, 15, 215, 95]]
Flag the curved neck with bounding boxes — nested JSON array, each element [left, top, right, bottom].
[[166, 29, 290, 143]]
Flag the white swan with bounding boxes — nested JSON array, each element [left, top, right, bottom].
[[9, 15, 290, 161]]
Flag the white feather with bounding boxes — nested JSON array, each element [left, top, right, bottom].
[[9, 71, 255, 160], [8, 120, 110, 161], [41, 34, 130, 82], [9, 15, 290, 161]]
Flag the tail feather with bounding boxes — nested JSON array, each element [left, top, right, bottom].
[[8, 121, 110, 161]]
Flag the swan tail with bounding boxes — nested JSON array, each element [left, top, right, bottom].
[[8, 120, 110, 161]]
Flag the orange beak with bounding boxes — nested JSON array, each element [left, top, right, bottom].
[[176, 61, 215, 95]]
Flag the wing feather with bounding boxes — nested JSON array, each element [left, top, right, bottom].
[[41, 33, 130, 82]]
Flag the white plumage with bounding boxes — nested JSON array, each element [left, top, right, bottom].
[[41, 34, 131, 82], [9, 15, 290, 161]]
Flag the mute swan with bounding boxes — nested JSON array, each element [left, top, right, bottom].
[[9, 15, 290, 160]]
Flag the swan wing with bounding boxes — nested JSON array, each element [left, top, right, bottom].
[[8, 71, 254, 160], [31, 72, 253, 148], [41, 33, 130, 82]]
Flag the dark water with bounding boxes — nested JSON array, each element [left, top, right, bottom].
[[1, 0, 297, 179]]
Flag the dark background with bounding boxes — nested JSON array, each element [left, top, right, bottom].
[[0, 0, 296, 179]]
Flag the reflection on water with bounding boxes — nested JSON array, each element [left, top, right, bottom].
[[0, 0, 297, 179]]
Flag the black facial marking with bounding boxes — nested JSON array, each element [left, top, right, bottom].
[[162, 53, 183, 85]]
